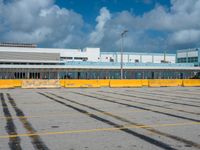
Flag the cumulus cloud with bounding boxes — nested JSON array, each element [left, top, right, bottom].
[[0, 0, 200, 52], [169, 29, 200, 49], [0, 0, 84, 48], [89, 0, 200, 52], [89, 7, 111, 44]]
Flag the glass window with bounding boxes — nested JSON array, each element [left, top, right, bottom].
[[188, 57, 198, 63], [177, 58, 186, 63]]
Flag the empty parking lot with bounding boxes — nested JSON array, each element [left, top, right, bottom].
[[0, 87, 200, 150]]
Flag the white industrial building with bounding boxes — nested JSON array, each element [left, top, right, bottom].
[[0, 45, 175, 63], [0, 43, 199, 79]]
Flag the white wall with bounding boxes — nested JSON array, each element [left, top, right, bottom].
[[83, 48, 100, 62], [177, 52, 187, 58], [153, 56, 163, 63], [188, 51, 198, 57], [0, 47, 100, 62], [177, 51, 198, 58], [141, 55, 153, 63], [116, 55, 129, 62], [101, 53, 175, 63], [166, 56, 176, 63], [128, 55, 141, 63], [60, 47, 100, 62], [0, 46, 176, 63], [100, 54, 114, 62], [177, 49, 198, 58]]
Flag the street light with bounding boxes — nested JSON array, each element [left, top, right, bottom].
[[120, 30, 128, 79]]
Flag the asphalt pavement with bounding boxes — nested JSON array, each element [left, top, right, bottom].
[[0, 87, 200, 150]]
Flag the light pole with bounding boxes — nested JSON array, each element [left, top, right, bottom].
[[120, 30, 128, 79]]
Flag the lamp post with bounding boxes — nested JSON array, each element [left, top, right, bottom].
[[120, 30, 128, 79]]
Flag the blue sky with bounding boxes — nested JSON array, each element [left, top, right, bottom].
[[0, 0, 200, 53], [56, 0, 171, 24]]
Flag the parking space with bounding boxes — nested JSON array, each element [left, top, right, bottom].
[[0, 87, 200, 150]]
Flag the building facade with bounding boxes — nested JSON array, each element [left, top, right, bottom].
[[0, 43, 199, 79], [176, 48, 200, 66], [0, 46, 175, 63], [100, 52, 175, 63]]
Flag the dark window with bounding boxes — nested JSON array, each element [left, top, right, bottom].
[[61, 57, 73, 60], [74, 57, 88, 61], [188, 57, 198, 63], [135, 59, 139, 63], [177, 58, 187, 63], [110, 57, 114, 62]]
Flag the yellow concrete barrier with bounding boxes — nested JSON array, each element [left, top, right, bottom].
[[182, 79, 200, 87], [64, 80, 81, 88], [0, 80, 22, 89], [148, 79, 183, 87], [13, 80, 22, 87], [0, 80, 14, 89], [97, 80, 110, 87], [22, 80, 60, 89], [141, 79, 149, 86], [148, 80, 160, 87], [64, 80, 100, 88], [1, 79, 200, 88], [109, 79, 142, 88], [59, 80, 65, 87]]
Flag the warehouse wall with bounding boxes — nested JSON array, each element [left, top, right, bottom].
[[101, 52, 175, 63], [0, 51, 60, 61]]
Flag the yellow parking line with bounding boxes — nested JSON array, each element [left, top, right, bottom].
[[0, 121, 199, 139], [0, 110, 145, 120]]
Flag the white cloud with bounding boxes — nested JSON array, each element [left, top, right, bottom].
[[88, 0, 200, 52], [0, 0, 200, 52], [89, 7, 111, 44], [0, 0, 84, 48], [169, 29, 200, 49], [3, 27, 52, 43]]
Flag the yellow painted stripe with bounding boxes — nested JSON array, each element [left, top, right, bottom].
[[0, 121, 199, 139], [0, 110, 145, 120]]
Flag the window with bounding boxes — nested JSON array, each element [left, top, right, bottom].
[[74, 57, 88, 61], [177, 57, 198, 63], [161, 60, 170, 63], [135, 59, 139, 63], [61, 57, 73, 60], [177, 58, 187, 63], [110, 57, 114, 62], [188, 57, 198, 63]]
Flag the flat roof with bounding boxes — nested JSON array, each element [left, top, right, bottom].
[[101, 52, 175, 56], [177, 48, 199, 53], [0, 65, 200, 71]]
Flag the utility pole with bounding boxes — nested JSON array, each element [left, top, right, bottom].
[[120, 30, 128, 79], [164, 50, 166, 62]]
